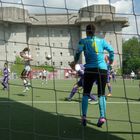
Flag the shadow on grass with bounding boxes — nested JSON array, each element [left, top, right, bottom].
[[106, 95, 140, 102], [0, 97, 128, 140]]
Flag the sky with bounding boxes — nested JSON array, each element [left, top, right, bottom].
[[1, 0, 140, 39]]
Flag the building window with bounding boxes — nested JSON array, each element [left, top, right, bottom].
[[60, 42, 63, 47], [60, 61, 63, 66], [13, 42, 16, 47], [12, 32, 16, 37], [36, 48, 40, 50], [51, 30, 55, 37], [37, 61, 40, 66], [53, 62, 55, 66], [45, 52, 47, 56], [60, 30, 63, 36], [53, 52, 55, 56], [36, 52, 40, 57], [52, 43, 55, 47], [68, 32, 70, 37], [60, 52, 63, 56]]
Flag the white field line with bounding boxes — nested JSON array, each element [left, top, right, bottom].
[[112, 85, 139, 88], [0, 100, 140, 104]]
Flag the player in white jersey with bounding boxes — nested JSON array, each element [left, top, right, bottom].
[[42, 69, 48, 84], [20, 47, 33, 92]]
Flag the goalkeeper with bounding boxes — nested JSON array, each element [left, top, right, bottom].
[[71, 24, 114, 127]]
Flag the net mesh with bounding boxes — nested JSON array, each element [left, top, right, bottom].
[[0, 0, 140, 140]]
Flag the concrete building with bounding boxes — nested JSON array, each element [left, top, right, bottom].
[[0, 5, 129, 71]]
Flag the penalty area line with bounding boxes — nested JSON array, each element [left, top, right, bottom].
[[0, 101, 139, 104]]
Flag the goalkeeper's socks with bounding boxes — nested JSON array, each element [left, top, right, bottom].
[[99, 96, 106, 118], [82, 95, 88, 117]]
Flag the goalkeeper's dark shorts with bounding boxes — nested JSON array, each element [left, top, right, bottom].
[[83, 68, 107, 97]]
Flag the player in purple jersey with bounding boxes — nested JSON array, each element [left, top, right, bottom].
[[66, 64, 97, 101], [1, 63, 9, 90], [105, 55, 112, 97]]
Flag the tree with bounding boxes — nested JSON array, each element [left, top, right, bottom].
[[122, 37, 140, 75]]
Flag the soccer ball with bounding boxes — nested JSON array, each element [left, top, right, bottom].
[[46, 54, 52, 60]]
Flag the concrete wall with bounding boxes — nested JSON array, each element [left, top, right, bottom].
[[0, 6, 128, 72], [28, 25, 80, 67], [79, 5, 115, 19], [0, 23, 28, 68]]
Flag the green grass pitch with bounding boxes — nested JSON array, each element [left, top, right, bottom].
[[0, 78, 140, 140]]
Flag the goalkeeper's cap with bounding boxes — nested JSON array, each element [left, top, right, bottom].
[[23, 47, 30, 52], [86, 24, 96, 36], [75, 64, 81, 71]]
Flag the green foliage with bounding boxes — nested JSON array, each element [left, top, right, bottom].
[[116, 68, 122, 75], [0, 69, 2, 76], [122, 37, 140, 75], [10, 56, 24, 76], [32, 65, 54, 72]]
